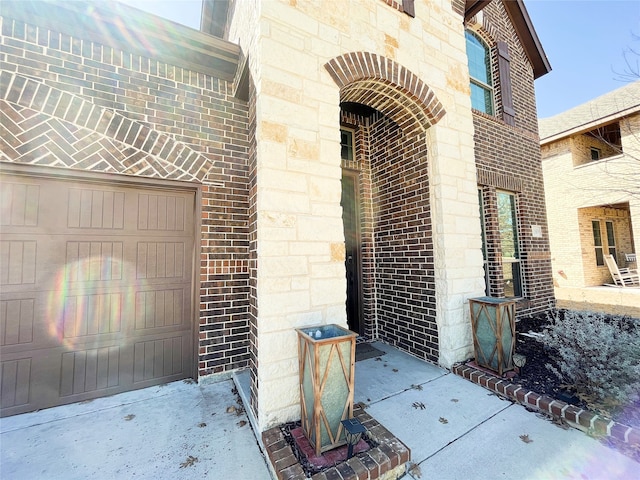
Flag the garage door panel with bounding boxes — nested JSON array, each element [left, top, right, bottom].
[[137, 192, 189, 232], [0, 240, 37, 286], [1, 297, 35, 347], [0, 356, 32, 410], [136, 241, 186, 280], [1, 291, 59, 351], [67, 188, 126, 230], [64, 241, 125, 283], [0, 172, 196, 417], [132, 334, 188, 383], [60, 345, 121, 397], [135, 288, 186, 330], [2, 349, 65, 415], [61, 292, 123, 338], [0, 181, 40, 227]]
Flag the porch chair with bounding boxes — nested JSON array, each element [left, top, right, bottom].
[[604, 254, 640, 287]]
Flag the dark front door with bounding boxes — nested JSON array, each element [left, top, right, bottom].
[[341, 170, 362, 334]]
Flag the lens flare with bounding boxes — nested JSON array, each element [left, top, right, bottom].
[[47, 257, 142, 351]]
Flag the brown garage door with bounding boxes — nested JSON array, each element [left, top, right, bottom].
[[1, 171, 196, 417]]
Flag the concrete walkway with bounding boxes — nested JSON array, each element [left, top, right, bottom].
[[356, 343, 639, 480], [1, 342, 638, 479]]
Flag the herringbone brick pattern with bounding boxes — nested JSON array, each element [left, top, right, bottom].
[[0, 72, 211, 182]]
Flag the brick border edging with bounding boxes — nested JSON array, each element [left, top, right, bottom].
[[452, 363, 640, 447], [262, 406, 410, 480]]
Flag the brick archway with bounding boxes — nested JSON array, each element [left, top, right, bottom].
[[324, 52, 445, 134]]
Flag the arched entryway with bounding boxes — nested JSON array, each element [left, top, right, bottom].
[[325, 53, 446, 363]]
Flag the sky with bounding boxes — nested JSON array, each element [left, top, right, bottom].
[[118, 0, 640, 119]]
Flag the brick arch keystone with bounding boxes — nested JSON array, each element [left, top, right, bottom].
[[0, 72, 212, 183], [324, 52, 445, 133]]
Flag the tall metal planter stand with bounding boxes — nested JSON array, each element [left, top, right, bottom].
[[469, 297, 516, 376], [296, 324, 357, 456]]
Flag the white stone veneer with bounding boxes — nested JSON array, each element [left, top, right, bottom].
[[228, 0, 485, 431]]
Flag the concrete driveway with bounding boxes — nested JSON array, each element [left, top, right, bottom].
[[0, 379, 270, 479]]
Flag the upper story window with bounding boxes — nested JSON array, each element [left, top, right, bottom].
[[465, 30, 494, 115], [576, 121, 623, 166]]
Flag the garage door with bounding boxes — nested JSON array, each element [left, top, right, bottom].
[[1, 171, 196, 417]]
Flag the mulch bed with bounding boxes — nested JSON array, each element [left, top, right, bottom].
[[515, 313, 640, 430]]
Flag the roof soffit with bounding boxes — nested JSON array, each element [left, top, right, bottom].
[[2, 0, 240, 81], [465, 0, 550, 79]]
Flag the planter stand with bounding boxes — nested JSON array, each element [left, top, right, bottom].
[[296, 324, 357, 456], [469, 297, 516, 376]]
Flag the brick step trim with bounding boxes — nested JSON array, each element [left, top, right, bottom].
[[452, 363, 640, 448], [262, 406, 410, 480]]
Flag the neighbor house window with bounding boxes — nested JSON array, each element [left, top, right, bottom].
[[579, 122, 623, 165], [592, 220, 604, 266], [465, 30, 494, 115], [606, 221, 617, 260], [587, 122, 622, 151], [497, 191, 522, 297], [340, 129, 354, 161]]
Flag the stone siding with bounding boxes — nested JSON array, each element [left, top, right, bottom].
[[225, 0, 489, 429]]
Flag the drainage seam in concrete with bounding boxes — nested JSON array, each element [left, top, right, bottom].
[[411, 402, 514, 468], [364, 372, 450, 407]]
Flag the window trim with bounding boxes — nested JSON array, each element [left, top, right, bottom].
[[497, 190, 523, 298], [606, 220, 617, 260], [592, 220, 604, 266], [478, 188, 490, 296], [340, 127, 355, 162], [465, 30, 494, 116]]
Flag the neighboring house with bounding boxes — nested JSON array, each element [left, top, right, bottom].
[[0, 0, 554, 435], [540, 81, 640, 315]]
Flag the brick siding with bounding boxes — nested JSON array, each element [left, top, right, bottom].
[[324, 52, 445, 134], [470, 3, 555, 317], [0, 13, 251, 377], [369, 119, 437, 361], [341, 110, 437, 363]]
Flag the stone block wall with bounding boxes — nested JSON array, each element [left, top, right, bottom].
[[226, 0, 485, 430]]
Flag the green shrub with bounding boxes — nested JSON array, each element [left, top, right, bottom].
[[540, 310, 640, 413]]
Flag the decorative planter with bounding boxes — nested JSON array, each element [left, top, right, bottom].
[[296, 324, 357, 455], [469, 297, 516, 376]]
